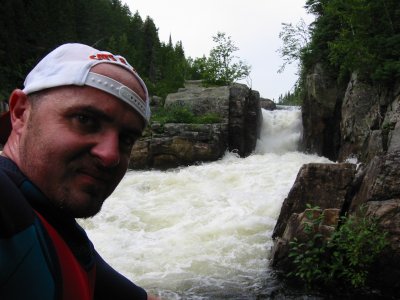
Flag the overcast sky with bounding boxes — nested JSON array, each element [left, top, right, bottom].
[[123, 0, 313, 101]]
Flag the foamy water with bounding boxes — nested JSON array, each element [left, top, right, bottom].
[[80, 108, 332, 299]]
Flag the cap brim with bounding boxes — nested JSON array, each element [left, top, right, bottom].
[[0, 111, 11, 145]]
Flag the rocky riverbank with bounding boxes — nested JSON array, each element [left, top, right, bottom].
[[129, 81, 275, 170], [270, 64, 400, 295]]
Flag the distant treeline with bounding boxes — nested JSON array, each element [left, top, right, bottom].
[[278, 0, 400, 105], [0, 0, 190, 100]]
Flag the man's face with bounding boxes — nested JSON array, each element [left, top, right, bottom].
[[18, 65, 145, 218]]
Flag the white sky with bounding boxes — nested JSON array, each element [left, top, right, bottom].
[[123, 0, 313, 101]]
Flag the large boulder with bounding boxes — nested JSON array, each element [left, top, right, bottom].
[[129, 123, 228, 170], [348, 150, 400, 292], [165, 85, 230, 123], [129, 83, 262, 169], [270, 152, 400, 293], [351, 150, 400, 208], [270, 163, 356, 270], [228, 84, 262, 157], [284, 61, 400, 294], [272, 163, 356, 239], [363, 199, 400, 293], [260, 97, 276, 110], [350, 151, 400, 241]]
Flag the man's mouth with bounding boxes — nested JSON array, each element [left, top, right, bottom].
[[77, 168, 111, 185]]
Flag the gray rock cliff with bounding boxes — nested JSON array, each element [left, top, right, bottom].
[[272, 63, 400, 294], [301, 66, 400, 164], [129, 83, 262, 169], [300, 63, 344, 161]]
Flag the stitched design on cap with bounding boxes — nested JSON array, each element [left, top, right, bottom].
[[85, 72, 148, 121], [89, 54, 128, 66]]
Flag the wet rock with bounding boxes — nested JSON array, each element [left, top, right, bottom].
[[270, 151, 400, 293], [270, 163, 356, 270], [260, 97, 276, 110], [349, 151, 400, 293], [130, 84, 262, 169], [272, 163, 356, 239], [129, 123, 228, 170], [228, 84, 262, 157], [351, 150, 400, 209]]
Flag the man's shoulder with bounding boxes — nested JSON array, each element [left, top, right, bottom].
[[0, 167, 57, 299], [0, 163, 35, 238]]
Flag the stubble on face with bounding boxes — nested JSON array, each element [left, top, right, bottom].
[[17, 64, 145, 219], [19, 93, 118, 218]]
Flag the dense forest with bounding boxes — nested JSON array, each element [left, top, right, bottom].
[[0, 0, 188, 101], [278, 0, 400, 105], [3, 0, 399, 107]]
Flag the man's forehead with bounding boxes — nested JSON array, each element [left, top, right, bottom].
[[62, 86, 144, 128]]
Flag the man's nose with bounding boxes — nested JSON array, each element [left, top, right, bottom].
[[91, 131, 120, 167]]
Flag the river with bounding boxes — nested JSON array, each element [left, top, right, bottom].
[[80, 107, 332, 299]]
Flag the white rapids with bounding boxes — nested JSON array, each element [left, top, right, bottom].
[[80, 107, 332, 299]]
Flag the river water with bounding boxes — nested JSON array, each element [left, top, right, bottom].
[[81, 107, 332, 299]]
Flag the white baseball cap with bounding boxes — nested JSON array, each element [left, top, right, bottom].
[[23, 43, 150, 122], [1, 43, 151, 145]]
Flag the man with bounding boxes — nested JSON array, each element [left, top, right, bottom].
[[0, 43, 158, 299]]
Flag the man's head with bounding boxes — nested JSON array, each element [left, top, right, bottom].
[[1, 43, 150, 218]]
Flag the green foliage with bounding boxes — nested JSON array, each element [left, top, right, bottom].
[[195, 113, 222, 124], [288, 205, 388, 289], [300, 0, 400, 85], [288, 205, 327, 285], [0, 0, 187, 100], [277, 83, 303, 106], [276, 18, 311, 106], [151, 104, 221, 125], [0, 1, 252, 103], [152, 105, 194, 124], [186, 56, 208, 81], [155, 41, 188, 99], [277, 19, 311, 74], [186, 32, 251, 86], [327, 210, 389, 288]]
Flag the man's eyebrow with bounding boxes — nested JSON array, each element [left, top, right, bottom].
[[75, 106, 114, 122], [67, 105, 143, 135]]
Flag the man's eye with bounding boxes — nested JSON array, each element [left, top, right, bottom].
[[120, 134, 138, 149], [77, 115, 89, 123], [74, 114, 99, 131]]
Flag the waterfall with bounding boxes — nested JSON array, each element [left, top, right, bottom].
[[255, 106, 302, 154], [80, 107, 331, 299]]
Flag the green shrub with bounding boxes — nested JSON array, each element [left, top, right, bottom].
[[288, 205, 388, 289], [288, 205, 328, 286], [327, 210, 389, 288], [195, 113, 221, 124], [151, 104, 221, 125]]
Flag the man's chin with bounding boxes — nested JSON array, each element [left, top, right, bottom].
[[73, 207, 101, 219], [62, 192, 106, 218], [67, 203, 103, 219]]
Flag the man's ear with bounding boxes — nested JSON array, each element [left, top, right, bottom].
[[8, 89, 31, 135]]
